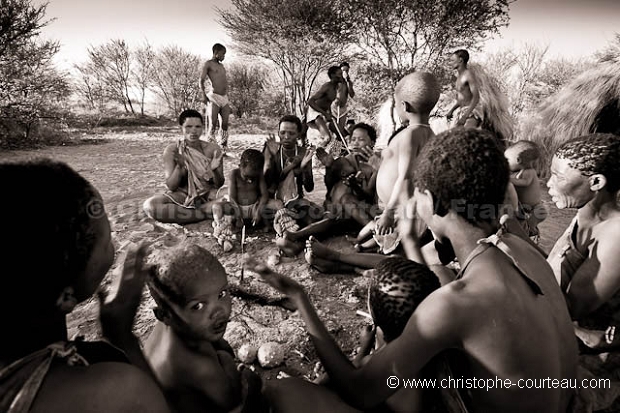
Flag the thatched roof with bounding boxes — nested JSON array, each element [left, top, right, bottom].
[[525, 62, 620, 160], [469, 63, 514, 143]]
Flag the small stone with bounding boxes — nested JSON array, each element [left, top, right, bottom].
[[237, 343, 258, 364], [257, 342, 285, 368]]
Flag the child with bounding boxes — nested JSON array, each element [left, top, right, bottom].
[[143, 109, 225, 224], [374, 72, 439, 237], [246, 256, 440, 412], [0, 159, 169, 413], [504, 140, 548, 237], [143, 242, 264, 413], [212, 149, 283, 251]]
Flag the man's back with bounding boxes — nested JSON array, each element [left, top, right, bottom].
[[429, 235, 577, 412]]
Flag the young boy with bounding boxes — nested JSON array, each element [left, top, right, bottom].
[[267, 128, 578, 412], [247, 256, 439, 412], [504, 140, 548, 236], [144, 242, 264, 413], [374, 72, 439, 237], [212, 149, 283, 250], [143, 109, 224, 224], [199, 43, 231, 153]]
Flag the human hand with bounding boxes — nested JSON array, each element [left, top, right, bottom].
[[398, 194, 422, 246], [315, 147, 333, 167], [358, 325, 376, 357], [574, 324, 607, 349], [211, 148, 224, 170], [245, 257, 304, 301], [375, 211, 395, 236], [98, 243, 150, 345], [252, 210, 261, 227], [301, 146, 315, 169], [265, 133, 280, 154]]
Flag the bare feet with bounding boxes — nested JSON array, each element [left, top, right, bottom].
[[304, 236, 340, 261], [276, 235, 304, 257]]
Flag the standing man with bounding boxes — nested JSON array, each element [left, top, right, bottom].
[[446, 49, 482, 128], [307, 66, 344, 148], [331, 62, 355, 136], [199, 43, 231, 155]]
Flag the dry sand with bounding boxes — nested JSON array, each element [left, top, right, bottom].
[[0, 128, 574, 380]]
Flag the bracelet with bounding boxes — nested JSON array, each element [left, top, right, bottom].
[[605, 326, 616, 344]]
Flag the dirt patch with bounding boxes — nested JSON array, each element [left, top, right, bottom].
[[0, 130, 575, 380]]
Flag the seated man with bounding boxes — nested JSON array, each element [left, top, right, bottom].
[[256, 128, 578, 413], [143, 109, 224, 224], [276, 123, 381, 257], [263, 115, 322, 235]]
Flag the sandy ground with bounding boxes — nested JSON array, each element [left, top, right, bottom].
[[0, 127, 575, 380]]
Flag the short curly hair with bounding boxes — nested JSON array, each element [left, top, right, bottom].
[[178, 109, 204, 126], [506, 140, 541, 166], [0, 158, 100, 313], [414, 128, 509, 226], [395, 72, 440, 116], [240, 149, 265, 170], [555, 133, 620, 193], [146, 241, 226, 308], [349, 123, 377, 144], [368, 257, 440, 342]]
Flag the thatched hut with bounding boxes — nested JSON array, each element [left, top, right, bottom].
[[524, 62, 620, 170]]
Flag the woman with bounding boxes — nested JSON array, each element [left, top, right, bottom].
[[547, 134, 620, 331], [0, 159, 169, 413], [546, 134, 620, 409]]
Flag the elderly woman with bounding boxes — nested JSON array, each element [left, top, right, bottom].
[[547, 133, 620, 352]]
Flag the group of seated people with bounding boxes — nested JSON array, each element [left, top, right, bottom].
[[2, 69, 620, 413]]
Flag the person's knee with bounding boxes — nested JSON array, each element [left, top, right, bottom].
[[143, 197, 157, 219]]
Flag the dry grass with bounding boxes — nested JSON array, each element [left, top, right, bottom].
[[523, 62, 620, 176]]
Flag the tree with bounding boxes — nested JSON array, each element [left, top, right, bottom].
[[227, 62, 266, 118], [86, 39, 135, 114], [151, 45, 201, 116], [73, 62, 106, 111], [218, 0, 354, 117], [1, 0, 69, 145], [347, 0, 511, 87], [133, 41, 155, 115]]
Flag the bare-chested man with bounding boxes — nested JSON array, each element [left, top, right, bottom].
[[446, 49, 481, 128], [199, 43, 231, 154], [331, 62, 355, 136], [307, 66, 344, 147]]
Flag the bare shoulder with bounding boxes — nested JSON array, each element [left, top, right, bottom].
[[33, 362, 170, 413], [594, 217, 620, 249], [200, 140, 220, 156], [164, 142, 177, 156]]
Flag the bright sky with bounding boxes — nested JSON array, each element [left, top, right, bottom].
[[36, 0, 619, 69]]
